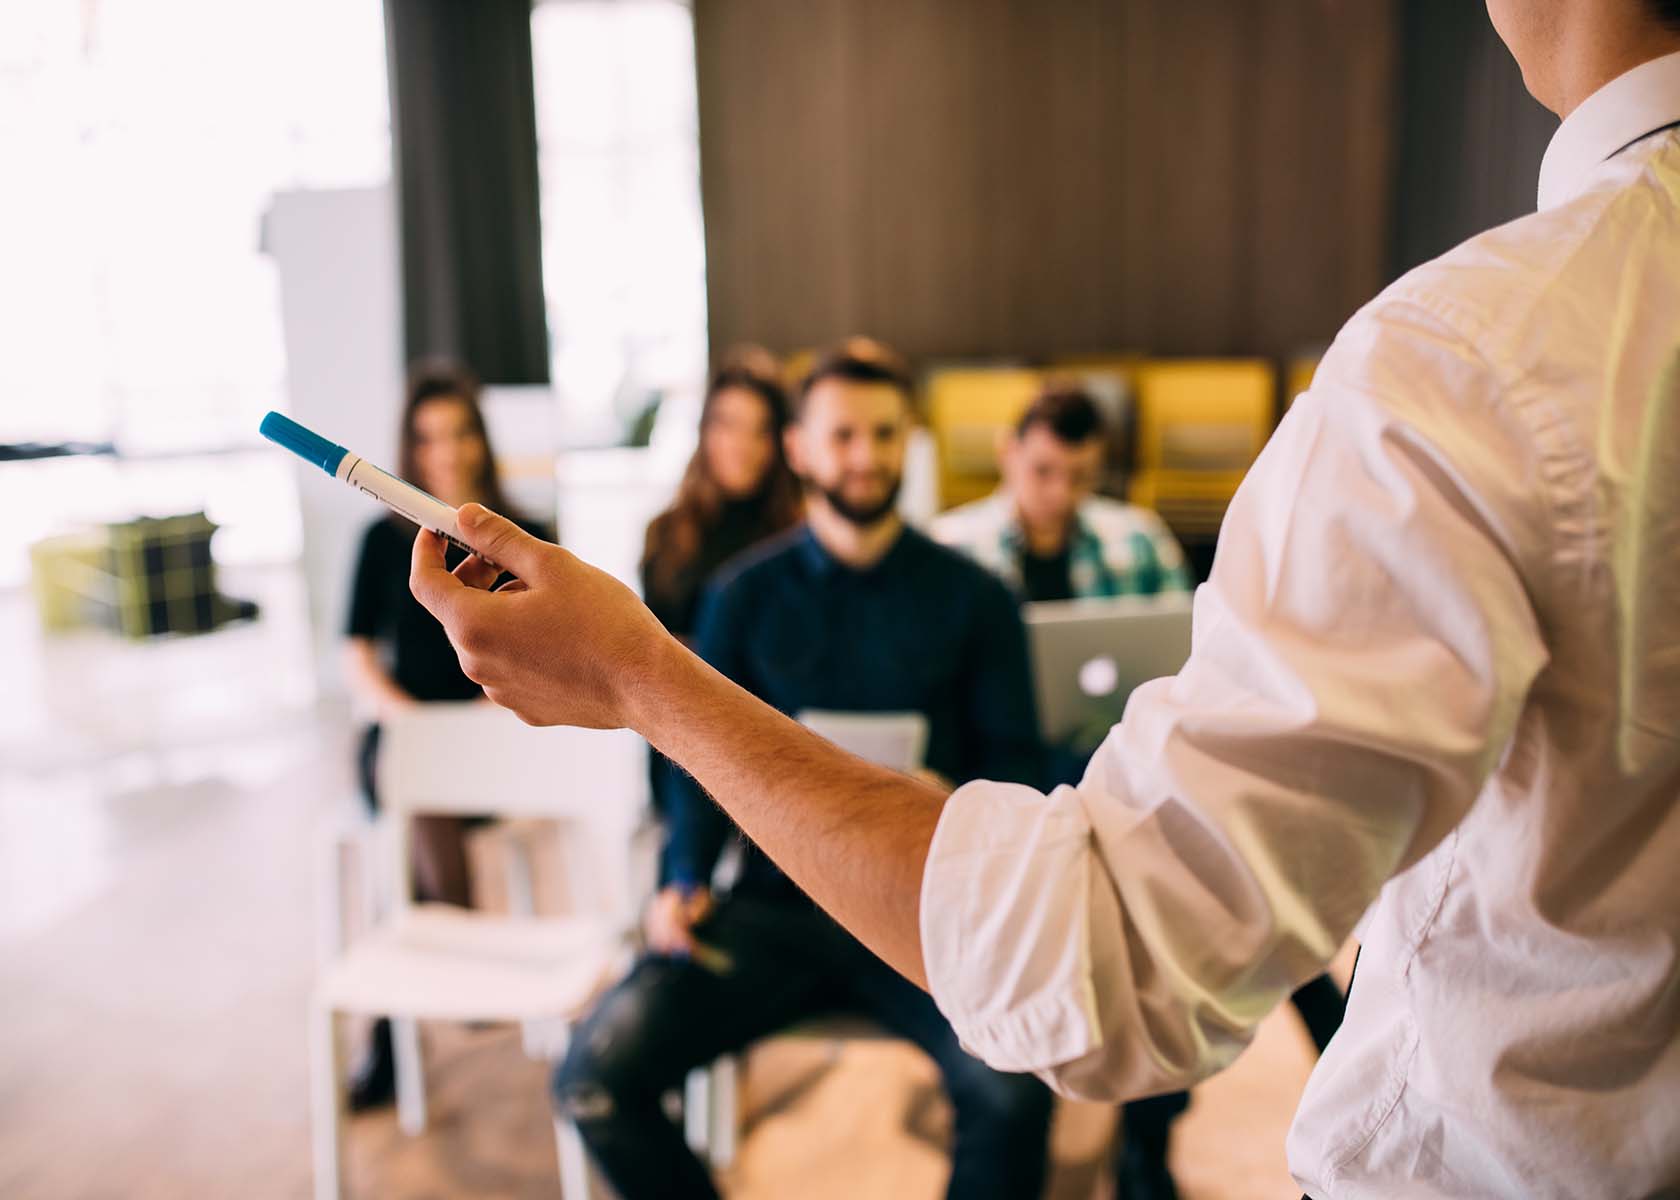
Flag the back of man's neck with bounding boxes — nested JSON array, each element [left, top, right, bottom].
[[1553, 29, 1680, 116], [808, 505, 903, 570]]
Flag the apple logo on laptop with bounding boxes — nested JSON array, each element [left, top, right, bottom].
[[1079, 655, 1120, 698]]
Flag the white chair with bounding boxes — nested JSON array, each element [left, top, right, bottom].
[[684, 710, 930, 1168], [795, 709, 930, 772], [309, 703, 650, 1200]]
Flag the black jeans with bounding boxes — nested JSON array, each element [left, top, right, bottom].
[[555, 896, 1054, 1199], [1287, 972, 1348, 1056]]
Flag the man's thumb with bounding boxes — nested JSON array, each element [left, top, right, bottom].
[[456, 503, 547, 576]]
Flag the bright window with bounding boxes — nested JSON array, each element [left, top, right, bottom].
[[0, 0, 389, 584], [531, 0, 709, 445], [0, 0, 389, 453]]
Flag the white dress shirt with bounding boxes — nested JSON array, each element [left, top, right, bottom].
[[920, 50, 1680, 1199]]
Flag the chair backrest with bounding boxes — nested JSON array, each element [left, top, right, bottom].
[[379, 703, 650, 918], [897, 425, 942, 528], [1126, 358, 1277, 542], [381, 702, 648, 821], [797, 710, 929, 772], [1284, 352, 1321, 413], [1131, 358, 1276, 473], [925, 366, 1042, 508]]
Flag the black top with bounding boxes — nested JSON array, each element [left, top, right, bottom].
[[1018, 545, 1075, 603], [346, 515, 550, 703], [641, 497, 780, 638], [665, 524, 1044, 903]]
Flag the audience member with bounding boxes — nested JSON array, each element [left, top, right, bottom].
[[640, 348, 803, 841], [554, 338, 1055, 1199], [341, 358, 549, 1110], [931, 381, 1190, 601], [934, 382, 1343, 1200]]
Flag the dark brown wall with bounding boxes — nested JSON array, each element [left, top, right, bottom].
[[1392, 0, 1557, 275], [694, 0, 1397, 363]]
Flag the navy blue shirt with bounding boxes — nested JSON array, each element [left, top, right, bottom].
[[665, 523, 1044, 904]]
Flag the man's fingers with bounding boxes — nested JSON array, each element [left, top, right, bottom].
[[453, 553, 501, 591], [410, 527, 489, 630], [456, 503, 553, 580], [409, 526, 455, 610]]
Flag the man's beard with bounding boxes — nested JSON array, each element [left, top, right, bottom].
[[808, 474, 903, 528]]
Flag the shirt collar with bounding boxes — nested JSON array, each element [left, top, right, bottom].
[[796, 521, 911, 578], [1537, 49, 1680, 211]]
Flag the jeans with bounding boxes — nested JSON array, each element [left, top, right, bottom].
[[555, 896, 1054, 1199], [1286, 972, 1348, 1056]]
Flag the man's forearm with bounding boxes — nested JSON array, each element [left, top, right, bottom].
[[628, 638, 946, 987], [407, 510, 947, 987]]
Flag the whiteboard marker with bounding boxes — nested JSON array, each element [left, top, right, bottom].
[[259, 411, 492, 565]]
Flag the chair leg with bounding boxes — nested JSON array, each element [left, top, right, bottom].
[[393, 1017, 427, 1135], [505, 832, 537, 918], [310, 1004, 347, 1200], [553, 1113, 602, 1199], [316, 838, 345, 967], [508, 831, 542, 1058], [683, 1067, 712, 1158], [709, 1055, 739, 1169], [316, 815, 373, 966]]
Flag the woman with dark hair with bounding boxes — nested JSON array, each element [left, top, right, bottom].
[[640, 347, 802, 642], [340, 358, 549, 1109], [638, 349, 802, 873]]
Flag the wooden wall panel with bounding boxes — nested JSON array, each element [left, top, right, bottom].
[[694, 0, 1397, 363], [1392, 0, 1557, 274]]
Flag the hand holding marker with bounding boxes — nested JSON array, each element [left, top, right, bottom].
[[259, 411, 504, 577]]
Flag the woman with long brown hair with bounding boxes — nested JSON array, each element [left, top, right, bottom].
[[639, 349, 802, 889], [340, 358, 548, 1109], [640, 347, 802, 642]]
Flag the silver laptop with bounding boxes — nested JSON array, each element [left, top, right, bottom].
[[1024, 594, 1195, 743]]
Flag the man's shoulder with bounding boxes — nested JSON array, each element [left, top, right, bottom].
[[1356, 158, 1675, 373], [928, 493, 1008, 546], [901, 526, 1021, 607], [707, 525, 808, 598], [1079, 496, 1168, 539]]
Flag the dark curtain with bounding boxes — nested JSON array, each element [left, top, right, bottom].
[[1391, 0, 1559, 276], [384, 0, 550, 383]]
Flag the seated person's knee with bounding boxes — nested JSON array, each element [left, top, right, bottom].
[[552, 1039, 619, 1125], [552, 978, 664, 1121]]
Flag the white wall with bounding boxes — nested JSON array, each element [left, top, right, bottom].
[[262, 185, 404, 692]]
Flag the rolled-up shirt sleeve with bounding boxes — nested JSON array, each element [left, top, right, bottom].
[[920, 295, 1553, 1100]]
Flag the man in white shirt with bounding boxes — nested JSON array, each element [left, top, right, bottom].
[[412, 4, 1680, 1195]]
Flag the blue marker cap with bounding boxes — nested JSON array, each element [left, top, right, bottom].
[[260, 411, 348, 476]]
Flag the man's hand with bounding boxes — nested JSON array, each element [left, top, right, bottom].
[[410, 504, 675, 729], [410, 502, 943, 988], [643, 885, 714, 956]]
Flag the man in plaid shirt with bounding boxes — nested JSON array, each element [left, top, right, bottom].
[[934, 381, 1219, 1200], [931, 382, 1191, 605]]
